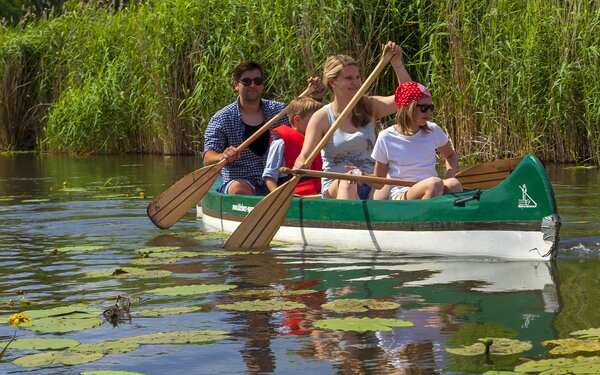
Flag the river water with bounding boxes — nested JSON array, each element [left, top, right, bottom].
[[0, 153, 599, 374]]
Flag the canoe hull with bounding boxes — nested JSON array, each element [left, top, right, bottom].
[[198, 154, 560, 261]]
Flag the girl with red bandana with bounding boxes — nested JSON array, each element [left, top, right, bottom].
[[371, 81, 463, 200]]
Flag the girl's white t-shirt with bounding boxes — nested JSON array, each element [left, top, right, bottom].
[[371, 122, 449, 182]]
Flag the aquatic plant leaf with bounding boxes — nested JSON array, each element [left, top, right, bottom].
[[20, 305, 102, 319], [0, 338, 80, 350], [71, 340, 140, 354], [132, 305, 208, 317], [146, 251, 198, 259], [13, 350, 104, 367], [135, 246, 180, 254], [446, 338, 532, 356], [81, 371, 146, 375], [47, 245, 105, 253], [229, 289, 318, 298], [20, 316, 104, 333], [482, 372, 523, 374], [514, 355, 600, 373], [85, 267, 172, 279], [22, 199, 50, 203], [117, 330, 230, 345], [313, 317, 413, 332], [194, 232, 230, 240], [570, 327, 600, 339], [132, 257, 182, 265], [147, 284, 236, 296], [321, 298, 400, 312], [543, 337, 600, 355], [217, 299, 305, 311]]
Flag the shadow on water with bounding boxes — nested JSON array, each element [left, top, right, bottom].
[[0, 153, 598, 374]]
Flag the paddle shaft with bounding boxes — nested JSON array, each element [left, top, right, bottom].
[[300, 48, 394, 168], [225, 87, 311, 157], [224, 46, 395, 249], [147, 87, 311, 229], [281, 167, 415, 187]]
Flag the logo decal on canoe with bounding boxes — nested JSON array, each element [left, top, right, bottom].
[[232, 203, 254, 213], [518, 184, 537, 208]]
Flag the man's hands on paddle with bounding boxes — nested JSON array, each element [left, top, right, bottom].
[[307, 76, 326, 102], [222, 146, 241, 162]]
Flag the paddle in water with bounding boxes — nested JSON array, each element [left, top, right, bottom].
[[224, 45, 395, 249], [147, 88, 311, 229]]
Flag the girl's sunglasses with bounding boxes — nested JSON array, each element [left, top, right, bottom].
[[239, 77, 264, 86], [416, 104, 435, 113]]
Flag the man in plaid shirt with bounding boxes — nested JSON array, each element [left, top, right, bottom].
[[203, 61, 324, 195]]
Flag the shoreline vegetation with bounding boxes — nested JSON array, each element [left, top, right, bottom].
[[0, 0, 598, 164]]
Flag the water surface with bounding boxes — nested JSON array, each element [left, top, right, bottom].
[[0, 154, 599, 374]]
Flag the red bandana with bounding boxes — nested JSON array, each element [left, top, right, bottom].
[[394, 81, 431, 109]]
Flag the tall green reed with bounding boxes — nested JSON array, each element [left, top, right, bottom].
[[0, 0, 597, 164]]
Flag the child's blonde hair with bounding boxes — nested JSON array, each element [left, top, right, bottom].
[[287, 97, 323, 120], [395, 102, 431, 135]]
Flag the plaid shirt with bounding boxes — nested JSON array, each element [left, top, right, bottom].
[[204, 97, 287, 186]]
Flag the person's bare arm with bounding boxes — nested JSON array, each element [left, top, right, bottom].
[[437, 142, 459, 178]]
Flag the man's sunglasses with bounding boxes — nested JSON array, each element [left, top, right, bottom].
[[239, 77, 264, 86], [416, 103, 435, 113], [417, 104, 435, 113]]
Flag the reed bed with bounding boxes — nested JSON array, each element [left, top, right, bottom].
[[0, 0, 598, 163]]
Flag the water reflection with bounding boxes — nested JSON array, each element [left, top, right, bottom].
[[0, 154, 599, 374]]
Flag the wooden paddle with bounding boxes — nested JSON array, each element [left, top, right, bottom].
[[284, 156, 524, 191], [147, 87, 311, 229], [456, 156, 523, 189], [280, 167, 415, 187], [224, 46, 394, 249]]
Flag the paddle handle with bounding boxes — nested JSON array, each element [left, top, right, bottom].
[[281, 167, 415, 187], [235, 87, 312, 152], [301, 46, 394, 168]]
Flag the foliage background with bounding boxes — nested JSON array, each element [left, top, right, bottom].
[[0, 0, 598, 163]]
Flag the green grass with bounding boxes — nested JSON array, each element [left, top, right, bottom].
[[0, 0, 598, 163]]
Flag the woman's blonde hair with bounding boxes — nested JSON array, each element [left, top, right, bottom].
[[323, 54, 373, 128], [395, 102, 431, 134]]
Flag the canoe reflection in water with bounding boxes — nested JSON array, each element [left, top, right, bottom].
[[219, 248, 559, 373]]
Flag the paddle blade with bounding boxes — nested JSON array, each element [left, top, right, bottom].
[[147, 159, 226, 229], [224, 176, 300, 249], [456, 157, 523, 189]]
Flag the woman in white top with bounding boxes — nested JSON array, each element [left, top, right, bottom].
[[371, 81, 463, 200], [294, 41, 411, 200]]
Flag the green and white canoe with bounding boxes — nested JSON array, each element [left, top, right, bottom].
[[198, 154, 560, 261]]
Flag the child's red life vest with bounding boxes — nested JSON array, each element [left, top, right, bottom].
[[272, 125, 322, 195]]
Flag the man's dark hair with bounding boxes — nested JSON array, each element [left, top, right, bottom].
[[233, 61, 264, 81]]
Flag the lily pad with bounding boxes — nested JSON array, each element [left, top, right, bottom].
[[0, 338, 80, 350], [543, 337, 600, 355], [147, 284, 236, 296], [571, 327, 600, 339], [194, 232, 230, 240], [47, 246, 105, 253], [132, 305, 208, 318], [135, 246, 180, 254], [217, 299, 305, 312], [132, 257, 182, 265], [313, 317, 413, 332], [13, 350, 104, 367], [321, 298, 400, 312], [146, 251, 198, 259], [514, 355, 600, 373], [21, 305, 102, 320], [71, 340, 140, 354], [117, 330, 229, 345], [20, 316, 104, 333], [85, 267, 172, 279], [446, 338, 532, 356], [229, 289, 318, 298]]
